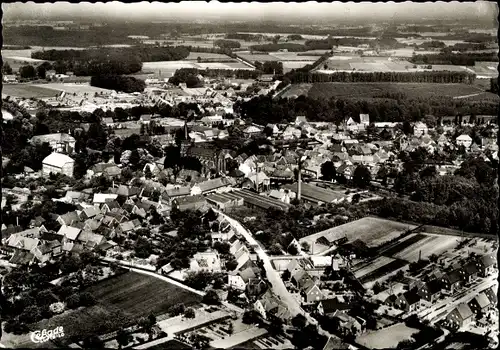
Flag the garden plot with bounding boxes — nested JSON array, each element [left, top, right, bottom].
[[394, 233, 461, 262], [282, 61, 315, 70], [381, 233, 428, 257], [354, 256, 396, 279], [237, 52, 278, 62], [358, 259, 408, 285], [356, 323, 419, 349]]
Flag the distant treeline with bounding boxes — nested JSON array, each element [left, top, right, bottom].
[[277, 70, 476, 86], [409, 52, 499, 66], [234, 93, 498, 126], [254, 61, 283, 75], [213, 39, 241, 49], [90, 75, 146, 93], [32, 46, 190, 63]]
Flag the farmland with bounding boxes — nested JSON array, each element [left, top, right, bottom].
[[354, 256, 396, 279], [2, 84, 60, 98], [280, 82, 494, 100], [85, 271, 202, 319], [358, 259, 408, 284], [42, 82, 114, 94], [356, 323, 419, 349], [314, 217, 416, 249], [380, 233, 428, 257]]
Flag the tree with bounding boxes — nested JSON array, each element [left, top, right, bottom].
[[282, 269, 291, 281], [402, 121, 413, 135], [19, 65, 36, 79], [36, 65, 47, 79], [116, 329, 132, 350], [300, 241, 310, 252], [2, 61, 13, 75], [353, 165, 372, 189], [203, 289, 221, 305], [351, 193, 361, 204], [291, 314, 307, 329], [184, 307, 195, 318], [242, 310, 261, 324], [321, 161, 336, 181], [226, 259, 238, 271]]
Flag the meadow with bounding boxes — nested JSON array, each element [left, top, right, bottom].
[[2, 84, 60, 98]]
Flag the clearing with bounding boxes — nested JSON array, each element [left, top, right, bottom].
[[85, 271, 202, 319], [356, 323, 419, 349], [2, 84, 60, 98]]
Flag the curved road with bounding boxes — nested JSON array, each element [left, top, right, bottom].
[[218, 211, 353, 343]]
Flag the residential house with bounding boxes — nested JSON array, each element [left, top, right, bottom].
[[441, 269, 465, 293], [304, 284, 325, 303], [316, 298, 353, 317], [455, 134, 473, 149], [56, 211, 81, 227], [413, 122, 428, 136], [468, 293, 491, 316], [172, 195, 208, 212], [32, 240, 62, 264], [474, 254, 496, 277], [190, 251, 222, 273], [242, 172, 270, 192], [332, 310, 363, 336], [395, 290, 421, 313], [243, 126, 262, 138], [228, 266, 257, 290], [56, 225, 81, 243], [446, 303, 474, 329], [93, 193, 119, 205], [322, 336, 351, 350], [282, 126, 302, 140], [42, 152, 75, 178], [417, 279, 442, 303], [76, 231, 106, 250], [101, 201, 121, 214], [165, 186, 191, 204], [79, 206, 101, 220], [483, 287, 497, 305], [462, 261, 479, 283]]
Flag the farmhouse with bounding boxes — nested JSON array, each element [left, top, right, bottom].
[[42, 153, 75, 178]]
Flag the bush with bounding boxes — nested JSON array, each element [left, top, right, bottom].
[[168, 303, 186, 316], [4, 317, 29, 335], [66, 293, 81, 309], [184, 308, 195, 319], [203, 289, 221, 305]]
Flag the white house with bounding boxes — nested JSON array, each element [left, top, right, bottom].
[[359, 114, 370, 126], [455, 134, 473, 149], [30, 133, 76, 154], [228, 267, 257, 290], [414, 122, 428, 137], [42, 153, 75, 178]]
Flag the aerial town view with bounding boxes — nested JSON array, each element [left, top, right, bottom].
[[0, 2, 498, 349]]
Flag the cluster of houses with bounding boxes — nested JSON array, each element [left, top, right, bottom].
[[385, 254, 497, 321]]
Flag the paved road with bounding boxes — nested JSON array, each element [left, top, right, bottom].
[[218, 211, 355, 345], [418, 274, 498, 323]]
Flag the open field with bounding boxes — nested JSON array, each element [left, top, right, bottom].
[[186, 52, 233, 60], [316, 217, 416, 249], [42, 83, 114, 94], [394, 233, 461, 262], [354, 256, 396, 279], [381, 233, 428, 257], [356, 323, 419, 349], [281, 82, 494, 101], [358, 259, 408, 284], [86, 271, 202, 319], [2, 84, 60, 98], [142, 60, 251, 76]]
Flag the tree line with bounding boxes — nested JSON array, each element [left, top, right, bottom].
[[90, 75, 146, 93], [409, 52, 499, 66], [234, 93, 498, 126], [213, 39, 241, 49], [277, 70, 476, 85], [169, 67, 261, 87]]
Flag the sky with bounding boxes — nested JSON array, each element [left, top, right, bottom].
[[2, 1, 498, 23]]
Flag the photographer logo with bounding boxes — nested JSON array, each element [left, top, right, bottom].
[[30, 326, 65, 343]]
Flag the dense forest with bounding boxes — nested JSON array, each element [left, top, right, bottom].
[[278, 70, 476, 85], [90, 75, 146, 93], [409, 52, 499, 66], [235, 94, 498, 125], [370, 156, 498, 236]]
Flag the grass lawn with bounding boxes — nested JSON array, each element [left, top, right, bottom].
[[42, 83, 113, 94], [2, 84, 60, 98], [356, 323, 419, 349], [85, 271, 202, 319]]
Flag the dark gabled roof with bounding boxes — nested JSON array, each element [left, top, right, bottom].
[[426, 279, 443, 294], [402, 290, 420, 305], [463, 261, 479, 276], [319, 299, 353, 314], [446, 269, 463, 284], [10, 250, 34, 265], [479, 254, 495, 268]]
